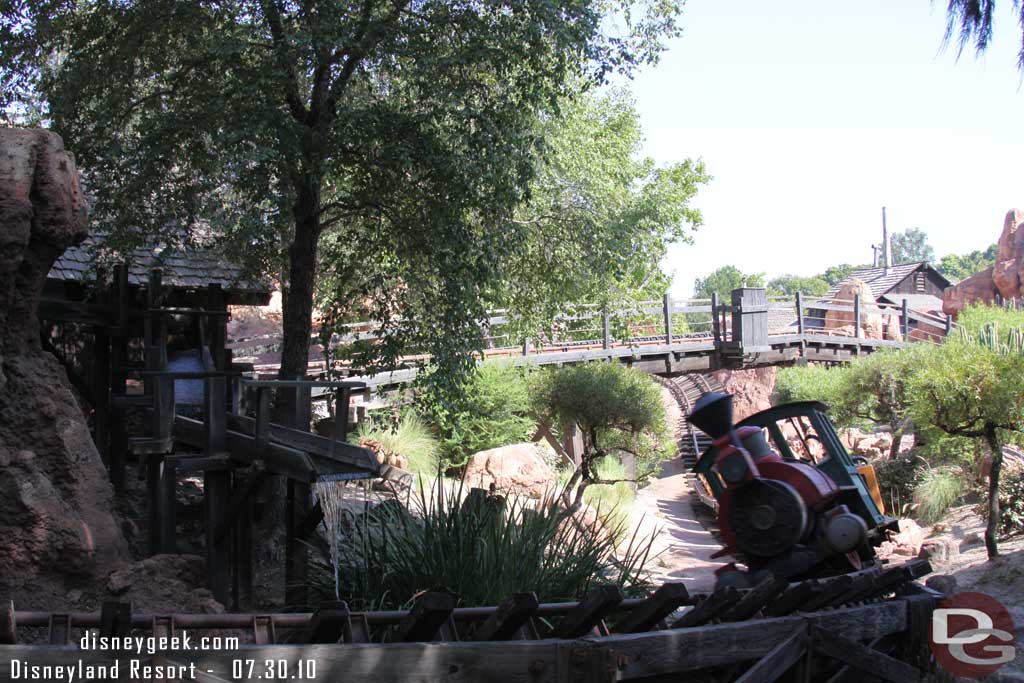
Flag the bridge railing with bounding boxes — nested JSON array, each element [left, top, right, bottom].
[[794, 294, 952, 344]]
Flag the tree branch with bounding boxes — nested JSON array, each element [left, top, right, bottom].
[[261, 0, 309, 123]]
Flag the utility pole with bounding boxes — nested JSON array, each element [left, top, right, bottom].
[[882, 206, 891, 275]]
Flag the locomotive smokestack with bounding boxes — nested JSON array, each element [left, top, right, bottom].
[[882, 206, 891, 275]]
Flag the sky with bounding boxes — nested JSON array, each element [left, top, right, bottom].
[[623, 0, 1024, 298]]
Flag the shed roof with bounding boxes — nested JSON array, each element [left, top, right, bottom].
[[49, 234, 271, 304], [822, 262, 950, 301]]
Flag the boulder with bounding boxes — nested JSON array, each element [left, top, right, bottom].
[[464, 443, 556, 499], [943, 209, 1024, 315], [0, 129, 130, 610], [709, 366, 777, 421], [877, 518, 926, 558], [883, 313, 903, 341], [919, 537, 960, 564], [106, 555, 225, 614], [925, 574, 959, 596], [825, 279, 883, 339]]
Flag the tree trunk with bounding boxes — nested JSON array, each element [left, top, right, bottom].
[[888, 425, 903, 459], [276, 174, 322, 425], [983, 423, 1003, 560]]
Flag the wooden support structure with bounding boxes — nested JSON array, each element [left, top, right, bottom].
[[614, 582, 689, 633], [662, 293, 673, 345], [853, 294, 861, 339], [902, 297, 910, 340], [795, 291, 804, 334], [473, 593, 539, 641], [395, 592, 456, 643], [553, 586, 622, 638]]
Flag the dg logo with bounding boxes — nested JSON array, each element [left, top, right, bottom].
[[930, 591, 1017, 678]]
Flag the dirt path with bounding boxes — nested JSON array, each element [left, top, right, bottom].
[[629, 458, 729, 592]]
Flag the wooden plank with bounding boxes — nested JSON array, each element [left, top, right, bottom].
[[553, 586, 622, 638], [158, 457, 177, 554], [204, 377, 227, 455], [226, 413, 378, 474], [734, 625, 807, 683], [204, 468, 231, 606], [214, 467, 269, 542], [671, 586, 740, 628], [825, 633, 898, 683], [721, 575, 788, 622], [810, 624, 922, 683], [174, 415, 317, 483], [473, 593, 539, 642], [606, 600, 908, 679], [663, 294, 673, 344], [614, 583, 689, 634], [285, 478, 311, 608], [252, 616, 276, 645], [48, 613, 70, 645], [147, 453, 164, 556], [294, 601, 351, 644], [395, 592, 456, 643], [99, 601, 132, 638]]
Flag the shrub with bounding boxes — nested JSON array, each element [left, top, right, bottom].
[[913, 466, 966, 524], [352, 411, 440, 477], [309, 481, 655, 612], [532, 362, 669, 515], [426, 363, 536, 469], [582, 456, 636, 531], [874, 456, 923, 516], [995, 467, 1024, 537], [775, 364, 851, 422]]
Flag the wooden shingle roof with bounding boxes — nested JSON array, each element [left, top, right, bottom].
[[822, 262, 949, 300], [48, 234, 271, 305]]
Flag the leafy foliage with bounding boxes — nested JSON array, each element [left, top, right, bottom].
[[937, 243, 997, 282], [890, 228, 935, 265], [1, 0, 687, 403], [767, 274, 830, 297], [424, 363, 536, 469], [532, 363, 668, 517], [994, 466, 1024, 536], [774, 363, 851, 421], [309, 482, 655, 611], [693, 265, 765, 300], [941, 0, 1024, 70], [874, 456, 924, 517]]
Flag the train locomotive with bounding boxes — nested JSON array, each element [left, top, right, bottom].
[[689, 392, 897, 588]]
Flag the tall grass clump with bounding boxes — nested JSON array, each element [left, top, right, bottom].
[[913, 466, 966, 524], [310, 480, 655, 612], [582, 456, 635, 530], [352, 411, 440, 477]]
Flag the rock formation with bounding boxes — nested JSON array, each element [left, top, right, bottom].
[[464, 442, 556, 499], [824, 279, 883, 339], [0, 129, 130, 608], [710, 367, 777, 421], [943, 209, 1024, 315]]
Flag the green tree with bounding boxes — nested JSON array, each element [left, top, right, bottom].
[[3, 0, 684, 405], [693, 265, 765, 300], [767, 274, 830, 297], [532, 363, 668, 520], [890, 228, 935, 265], [909, 339, 1024, 558], [820, 264, 866, 287], [942, 0, 1024, 69], [936, 243, 998, 281]]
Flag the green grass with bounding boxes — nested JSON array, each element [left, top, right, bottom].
[[583, 456, 636, 530], [913, 467, 966, 524], [352, 411, 441, 477], [308, 479, 656, 613]]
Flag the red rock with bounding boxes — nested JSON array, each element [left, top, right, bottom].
[[944, 209, 1024, 315], [709, 367, 777, 421], [464, 443, 556, 499], [825, 279, 884, 339], [0, 129, 130, 610], [944, 266, 998, 315]]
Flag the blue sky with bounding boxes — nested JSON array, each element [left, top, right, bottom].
[[624, 1, 1024, 297]]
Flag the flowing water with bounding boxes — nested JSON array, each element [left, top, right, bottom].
[[313, 479, 350, 600]]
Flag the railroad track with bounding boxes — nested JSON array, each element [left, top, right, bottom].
[[656, 373, 723, 469]]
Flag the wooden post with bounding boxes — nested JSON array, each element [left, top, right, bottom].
[[522, 337, 531, 356], [109, 264, 129, 493], [158, 458, 177, 554], [662, 294, 673, 345], [255, 386, 271, 462], [233, 473, 254, 610], [93, 268, 110, 464], [286, 478, 311, 608], [945, 314, 952, 336], [207, 284, 226, 371], [203, 376, 231, 605], [731, 288, 769, 352], [334, 387, 352, 444], [853, 294, 861, 339], [602, 311, 611, 350], [711, 292, 721, 345], [795, 291, 804, 335], [562, 422, 584, 468], [902, 298, 910, 340]]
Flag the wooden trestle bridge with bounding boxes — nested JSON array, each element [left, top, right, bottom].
[[1, 560, 947, 681]]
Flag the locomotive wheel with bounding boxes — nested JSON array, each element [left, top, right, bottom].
[[728, 479, 808, 557]]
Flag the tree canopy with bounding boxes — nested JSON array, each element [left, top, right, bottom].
[[936, 243, 997, 282], [890, 228, 935, 265], [693, 265, 765, 300], [2, 0, 687, 402], [942, 0, 1024, 70], [767, 274, 830, 298]]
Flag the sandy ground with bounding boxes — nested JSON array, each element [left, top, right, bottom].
[[629, 458, 730, 592]]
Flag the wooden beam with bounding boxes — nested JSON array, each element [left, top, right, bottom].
[[294, 602, 351, 644], [174, 415, 317, 483], [614, 583, 689, 634], [671, 586, 740, 628], [226, 412, 378, 474], [734, 625, 807, 683], [205, 468, 231, 606], [0, 600, 16, 644], [473, 593, 539, 642], [810, 624, 922, 683], [553, 586, 622, 638], [395, 592, 456, 643], [99, 601, 132, 638]]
